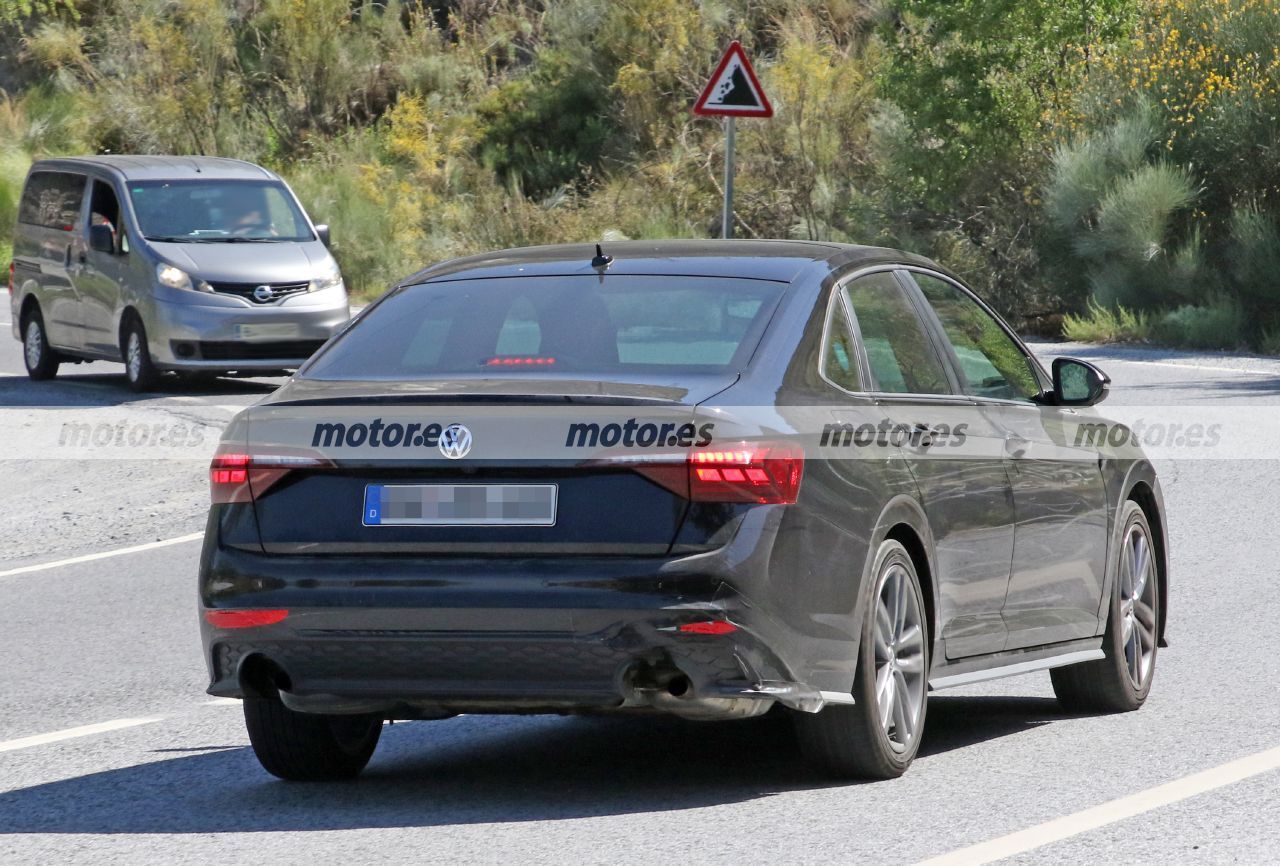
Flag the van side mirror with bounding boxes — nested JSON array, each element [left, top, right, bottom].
[[315, 224, 331, 248], [1052, 357, 1110, 406], [89, 224, 115, 255]]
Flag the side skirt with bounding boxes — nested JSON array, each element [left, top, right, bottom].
[[928, 637, 1104, 691]]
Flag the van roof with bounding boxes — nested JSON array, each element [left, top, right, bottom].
[[31, 155, 279, 182]]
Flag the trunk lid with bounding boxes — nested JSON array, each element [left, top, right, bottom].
[[245, 375, 737, 555]]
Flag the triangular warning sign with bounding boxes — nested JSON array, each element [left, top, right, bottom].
[[693, 41, 773, 117]]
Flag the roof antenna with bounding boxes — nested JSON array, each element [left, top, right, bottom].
[[591, 243, 613, 270]]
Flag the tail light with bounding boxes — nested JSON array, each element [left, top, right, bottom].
[[633, 440, 804, 505], [210, 450, 330, 504]]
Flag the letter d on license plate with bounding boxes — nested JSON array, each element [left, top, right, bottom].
[[363, 484, 557, 526]]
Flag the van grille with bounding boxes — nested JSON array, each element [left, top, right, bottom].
[[208, 281, 311, 304]]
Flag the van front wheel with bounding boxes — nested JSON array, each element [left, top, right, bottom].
[[122, 318, 159, 392]]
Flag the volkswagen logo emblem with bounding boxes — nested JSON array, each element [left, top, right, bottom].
[[439, 423, 473, 460], [253, 284, 275, 302]]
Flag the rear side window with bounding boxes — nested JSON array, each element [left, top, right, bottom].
[[18, 171, 86, 231], [821, 291, 863, 391], [303, 275, 785, 380], [844, 271, 950, 395]]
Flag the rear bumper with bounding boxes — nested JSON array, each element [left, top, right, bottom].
[[199, 542, 844, 718]]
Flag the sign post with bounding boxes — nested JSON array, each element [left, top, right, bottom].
[[721, 117, 735, 239], [693, 41, 773, 239]]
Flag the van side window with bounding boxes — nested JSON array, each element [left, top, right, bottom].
[[89, 180, 122, 251], [18, 171, 86, 231]]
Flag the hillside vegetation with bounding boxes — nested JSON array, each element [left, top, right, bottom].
[[2, 0, 1280, 350]]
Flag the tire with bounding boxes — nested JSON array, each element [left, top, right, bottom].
[[122, 317, 159, 392], [21, 307, 60, 380], [795, 539, 930, 779], [243, 694, 382, 781], [1052, 501, 1159, 713]]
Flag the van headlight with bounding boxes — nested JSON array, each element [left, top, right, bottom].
[[310, 260, 344, 293], [155, 264, 212, 293]]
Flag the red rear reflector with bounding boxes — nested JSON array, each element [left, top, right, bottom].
[[7, 260, 13, 293], [204, 609, 289, 629], [484, 356, 557, 366], [678, 620, 738, 635]]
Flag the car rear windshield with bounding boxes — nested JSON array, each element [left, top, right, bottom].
[[302, 275, 786, 380]]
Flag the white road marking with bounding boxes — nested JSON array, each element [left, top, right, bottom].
[[0, 717, 162, 753], [1105, 357, 1275, 376], [913, 744, 1280, 866], [1033, 348, 1277, 377], [0, 532, 204, 579]]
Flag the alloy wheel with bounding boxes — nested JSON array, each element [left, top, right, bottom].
[[1119, 523, 1158, 689], [872, 561, 927, 752], [127, 331, 142, 382], [24, 320, 43, 369]]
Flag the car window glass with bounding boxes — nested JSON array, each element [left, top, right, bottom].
[[913, 273, 1041, 401], [127, 180, 313, 241], [821, 291, 862, 391], [495, 296, 542, 354], [89, 180, 121, 250], [18, 171, 85, 231], [304, 276, 785, 380], [843, 272, 950, 395]]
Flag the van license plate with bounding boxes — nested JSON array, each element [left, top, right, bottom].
[[235, 323, 301, 341], [363, 484, 558, 526]]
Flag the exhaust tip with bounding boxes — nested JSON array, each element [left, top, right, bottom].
[[665, 674, 692, 698], [237, 653, 292, 697]]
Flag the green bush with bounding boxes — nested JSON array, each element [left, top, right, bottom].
[[473, 49, 613, 197], [1151, 301, 1247, 351], [1062, 300, 1152, 344]]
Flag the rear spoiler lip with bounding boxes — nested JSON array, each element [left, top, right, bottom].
[[263, 393, 688, 408]]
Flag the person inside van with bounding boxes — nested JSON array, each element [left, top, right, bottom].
[[88, 180, 120, 252]]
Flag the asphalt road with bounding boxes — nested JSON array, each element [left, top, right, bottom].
[[2, 327, 1279, 865]]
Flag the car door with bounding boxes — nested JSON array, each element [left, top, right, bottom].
[[75, 177, 129, 355], [906, 270, 1110, 650], [843, 269, 1016, 659], [14, 170, 88, 349]]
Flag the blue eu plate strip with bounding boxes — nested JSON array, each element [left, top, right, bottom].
[[363, 485, 383, 526]]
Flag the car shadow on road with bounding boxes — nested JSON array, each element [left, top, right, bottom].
[[0, 371, 282, 406], [0, 695, 1071, 834]]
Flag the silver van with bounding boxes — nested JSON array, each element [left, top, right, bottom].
[[9, 156, 350, 390]]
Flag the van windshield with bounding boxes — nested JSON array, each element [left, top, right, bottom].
[[128, 180, 314, 243]]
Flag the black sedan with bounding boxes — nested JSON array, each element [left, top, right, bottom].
[[199, 240, 1167, 780]]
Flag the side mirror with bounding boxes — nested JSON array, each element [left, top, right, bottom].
[[1052, 357, 1110, 406], [315, 224, 331, 248], [89, 224, 115, 254]]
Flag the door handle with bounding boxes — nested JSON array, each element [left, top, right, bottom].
[[1004, 432, 1030, 457], [912, 423, 935, 449]]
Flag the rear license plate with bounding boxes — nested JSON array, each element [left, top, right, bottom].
[[363, 484, 558, 526], [234, 323, 301, 341]]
